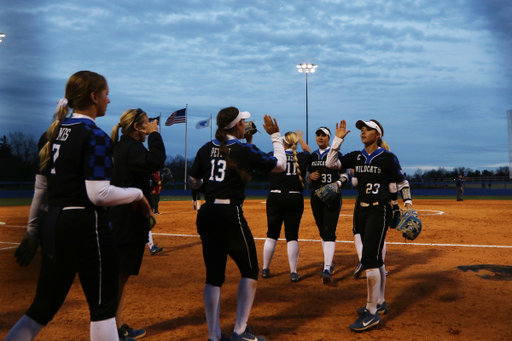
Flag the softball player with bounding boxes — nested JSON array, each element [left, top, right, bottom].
[[5, 71, 151, 341], [261, 130, 310, 282], [306, 127, 347, 284], [110, 108, 166, 340], [326, 119, 414, 331], [188, 107, 286, 341]]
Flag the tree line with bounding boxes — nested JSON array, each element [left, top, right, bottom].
[[0, 132, 510, 182]]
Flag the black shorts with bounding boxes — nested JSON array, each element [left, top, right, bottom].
[[197, 201, 259, 287], [310, 191, 342, 241], [357, 203, 391, 269], [266, 191, 304, 241], [117, 243, 146, 276], [26, 207, 119, 325]]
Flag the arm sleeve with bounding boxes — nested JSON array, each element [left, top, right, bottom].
[[389, 182, 398, 205], [26, 174, 48, 236], [86, 180, 143, 206], [326, 136, 344, 169], [397, 180, 413, 206], [270, 132, 286, 172]]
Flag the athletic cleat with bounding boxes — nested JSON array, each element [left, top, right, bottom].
[[119, 324, 146, 340], [356, 301, 388, 315], [353, 262, 364, 279], [290, 272, 299, 282], [208, 333, 230, 341], [193, 201, 197, 210], [321, 269, 331, 284], [261, 268, 270, 278], [231, 327, 266, 341], [154, 212, 161, 215], [329, 265, 335, 275], [349, 309, 381, 332], [150, 245, 163, 255]]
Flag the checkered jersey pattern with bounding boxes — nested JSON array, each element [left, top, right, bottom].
[[83, 122, 113, 180]]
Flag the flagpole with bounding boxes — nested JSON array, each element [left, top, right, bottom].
[[158, 113, 162, 134], [184, 104, 188, 190], [210, 113, 213, 140]]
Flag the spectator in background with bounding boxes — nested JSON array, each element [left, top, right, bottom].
[[456, 174, 464, 201], [151, 171, 162, 215]]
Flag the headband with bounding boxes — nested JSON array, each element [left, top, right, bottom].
[[355, 120, 382, 136], [224, 110, 251, 130], [315, 127, 331, 137]]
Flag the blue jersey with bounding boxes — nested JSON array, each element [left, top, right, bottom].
[[190, 138, 277, 203], [341, 148, 405, 203], [45, 117, 113, 207]]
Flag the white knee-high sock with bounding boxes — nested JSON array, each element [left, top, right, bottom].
[[234, 278, 257, 335], [4, 315, 44, 341], [365, 268, 381, 315], [287, 240, 299, 273], [323, 241, 335, 271], [354, 234, 363, 261], [378, 264, 386, 305], [90, 317, 118, 341], [263, 238, 277, 269], [204, 284, 222, 341], [147, 231, 154, 249]]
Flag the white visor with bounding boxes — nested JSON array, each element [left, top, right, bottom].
[[224, 110, 251, 130], [355, 120, 382, 137], [315, 127, 331, 137]]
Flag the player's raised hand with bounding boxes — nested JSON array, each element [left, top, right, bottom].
[[262, 115, 279, 135], [335, 120, 350, 139]]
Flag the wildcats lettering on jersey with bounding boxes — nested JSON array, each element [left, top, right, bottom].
[[311, 160, 325, 167], [56, 128, 71, 141], [355, 165, 381, 174]]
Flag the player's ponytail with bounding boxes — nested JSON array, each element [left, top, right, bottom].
[[369, 119, 390, 151], [284, 131, 304, 188], [39, 71, 108, 172], [215, 107, 251, 182], [111, 108, 147, 145]]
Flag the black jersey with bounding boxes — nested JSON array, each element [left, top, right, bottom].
[[308, 148, 344, 190], [110, 133, 166, 244], [190, 138, 277, 203], [268, 151, 310, 192], [44, 116, 113, 207], [340, 148, 405, 203]]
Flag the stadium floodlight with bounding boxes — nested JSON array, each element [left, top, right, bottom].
[[296, 63, 318, 144], [0, 33, 5, 43]]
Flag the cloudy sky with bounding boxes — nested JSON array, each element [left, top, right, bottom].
[[0, 0, 511, 174]]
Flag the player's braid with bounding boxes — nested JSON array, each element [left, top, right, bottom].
[[111, 109, 146, 144], [39, 71, 107, 172], [215, 107, 251, 182], [285, 131, 304, 188]]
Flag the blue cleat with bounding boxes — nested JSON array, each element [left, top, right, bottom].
[[290, 272, 299, 282], [349, 309, 381, 332], [353, 262, 364, 279], [231, 327, 266, 341], [150, 245, 163, 255], [321, 269, 331, 284], [119, 324, 146, 340], [261, 268, 270, 278]]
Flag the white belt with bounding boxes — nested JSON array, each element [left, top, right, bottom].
[[62, 206, 85, 210], [214, 199, 231, 204], [360, 202, 379, 207], [270, 190, 301, 194]]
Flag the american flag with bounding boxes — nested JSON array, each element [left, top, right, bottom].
[[165, 108, 186, 126]]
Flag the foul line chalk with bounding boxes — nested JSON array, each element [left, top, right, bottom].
[[152, 233, 512, 249]]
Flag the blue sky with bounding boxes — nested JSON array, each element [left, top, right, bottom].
[[0, 0, 511, 174]]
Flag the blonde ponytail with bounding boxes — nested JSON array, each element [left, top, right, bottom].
[[284, 131, 304, 188]]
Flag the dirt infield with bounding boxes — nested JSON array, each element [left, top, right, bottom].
[[1, 199, 511, 341]]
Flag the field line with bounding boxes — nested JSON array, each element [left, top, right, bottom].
[[153, 233, 512, 249]]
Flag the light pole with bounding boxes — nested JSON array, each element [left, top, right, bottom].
[[296, 63, 317, 144], [0, 33, 5, 43]]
